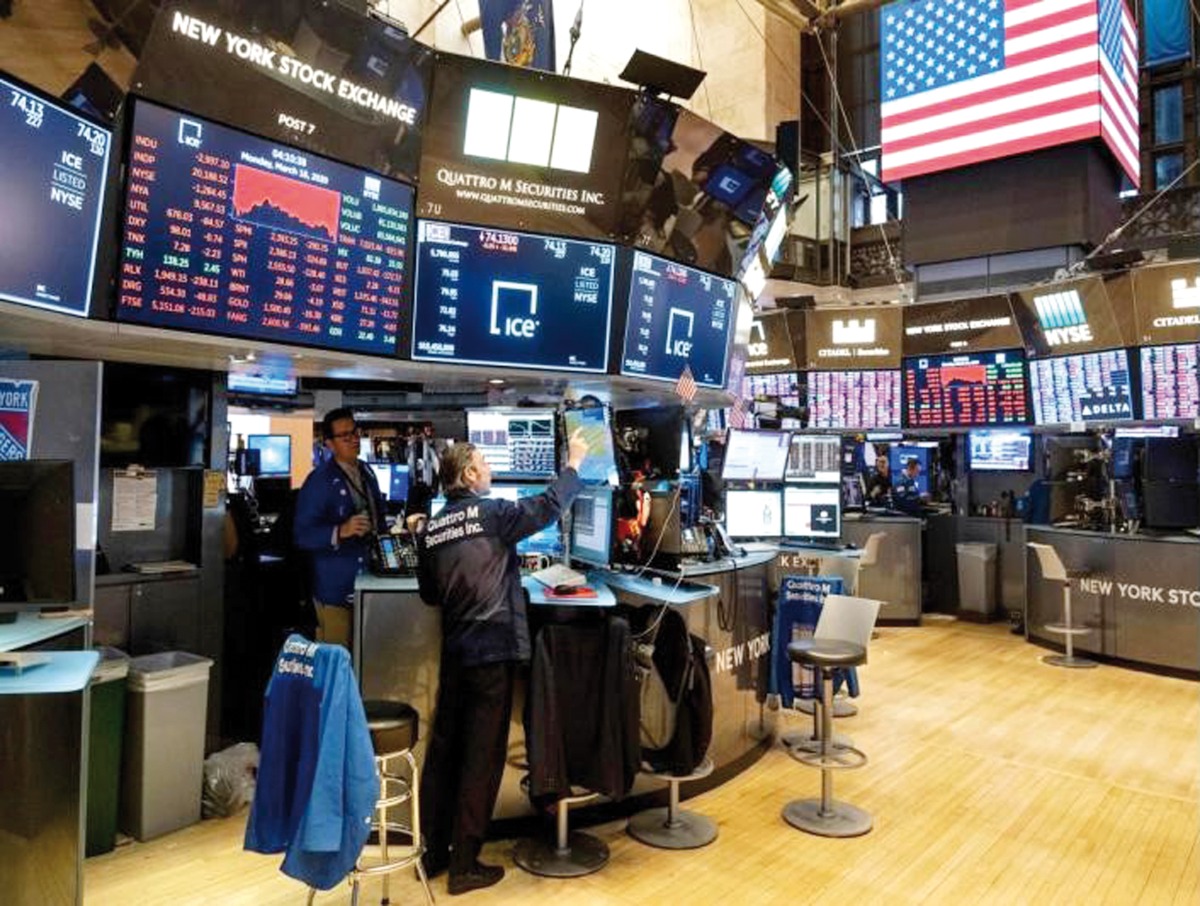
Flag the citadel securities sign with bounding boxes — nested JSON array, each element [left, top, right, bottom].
[[803, 307, 903, 369]]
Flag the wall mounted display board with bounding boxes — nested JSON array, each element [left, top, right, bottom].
[[132, 1, 431, 181], [746, 372, 802, 405], [116, 100, 414, 356], [619, 250, 736, 388], [1011, 275, 1131, 357], [903, 348, 1030, 428], [901, 294, 1023, 357], [417, 53, 633, 239], [1029, 348, 1135, 424], [410, 220, 614, 372], [746, 309, 804, 374], [803, 307, 903, 370], [1139, 343, 1200, 420], [1129, 262, 1200, 345], [808, 369, 902, 429], [0, 71, 111, 317]]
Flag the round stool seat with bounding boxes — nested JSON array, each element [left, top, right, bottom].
[[788, 639, 866, 669], [363, 700, 418, 755]]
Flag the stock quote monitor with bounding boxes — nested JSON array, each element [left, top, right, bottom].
[[903, 349, 1029, 428], [621, 250, 737, 388], [466, 408, 556, 480], [808, 370, 902, 429], [117, 100, 413, 355], [570, 485, 614, 568], [432, 485, 563, 557], [0, 72, 111, 316], [410, 220, 614, 372], [561, 407, 618, 486], [721, 429, 790, 482], [783, 485, 841, 542], [227, 372, 298, 397], [724, 489, 783, 539], [968, 430, 1033, 472], [786, 434, 841, 483], [1140, 344, 1200, 420], [1029, 349, 1134, 424], [369, 464, 411, 506], [246, 435, 291, 477]]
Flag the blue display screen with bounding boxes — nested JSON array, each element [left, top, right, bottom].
[[561, 407, 619, 486], [116, 100, 413, 356], [411, 220, 615, 372], [247, 435, 291, 476], [620, 251, 736, 388], [0, 75, 111, 316]]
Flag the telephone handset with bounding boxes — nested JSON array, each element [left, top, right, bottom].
[[709, 522, 744, 559], [372, 534, 419, 575]]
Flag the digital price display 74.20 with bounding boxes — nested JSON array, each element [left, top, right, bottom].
[[117, 100, 413, 356], [903, 349, 1029, 427]]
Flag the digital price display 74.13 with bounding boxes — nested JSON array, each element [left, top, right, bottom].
[[116, 100, 413, 356]]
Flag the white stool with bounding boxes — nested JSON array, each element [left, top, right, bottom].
[[1028, 542, 1097, 669]]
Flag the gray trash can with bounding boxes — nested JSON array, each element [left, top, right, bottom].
[[956, 543, 998, 618], [120, 652, 213, 841]]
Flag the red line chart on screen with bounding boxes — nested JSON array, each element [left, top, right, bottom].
[[230, 165, 341, 243]]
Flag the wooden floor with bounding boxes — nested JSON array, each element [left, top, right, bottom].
[[85, 620, 1200, 905]]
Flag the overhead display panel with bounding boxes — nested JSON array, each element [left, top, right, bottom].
[[619, 250, 737, 388], [116, 100, 413, 357], [746, 309, 803, 374], [901, 295, 1023, 357], [0, 71, 111, 317], [809, 369, 902, 429], [903, 349, 1030, 428], [1139, 343, 1200, 421], [410, 220, 614, 373], [803, 307, 903, 370], [417, 53, 633, 240], [1130, 262, 1200, 345], [132, 1, 431, 181], [1029, 349, 1135, 424], [1011, 275, 1130, 357]]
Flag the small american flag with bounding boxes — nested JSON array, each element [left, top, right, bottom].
[[675, 364, 698, 403], [880, 0, 1139, 186], [728, 395, 748, 429]]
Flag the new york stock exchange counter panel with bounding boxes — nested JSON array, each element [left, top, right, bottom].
[[351, 548, 778, 820], [1025, 526, 1200, 675]]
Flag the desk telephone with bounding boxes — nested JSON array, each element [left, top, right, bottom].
[[372, 534, 419, 576]]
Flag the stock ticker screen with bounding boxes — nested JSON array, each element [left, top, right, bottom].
[[0, 74, 111, 316], [620, 251, 736, 388], [116, 100, 413, 356], [1140, 344, 1200, 420], [1029, 349, 1135, 424], [410, 220, 614, 372], [903, 349, 1030, 428], [808, 369, 902, 429]]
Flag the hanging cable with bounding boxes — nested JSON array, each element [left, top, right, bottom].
[[686, 0, 715, 119]]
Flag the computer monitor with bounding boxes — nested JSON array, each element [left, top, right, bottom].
[[247, 435, 291, 477], [841, 475, 866, 511], [786, 435, 841, 483], [233, 448, 261, 478], [466, 409, 557, 480], [968, 430, 1033, 472], [1142, 438, 1199, 483], [724, 489, 783, 539], [783, 484, 842, 541], [369, 464, 411, 507], [561, 407, 619, 486], [431, 484, 563, 556], [0, 461, 75, 613], [889, 446, 931, 495], [570, 486, 614, 568], [721, 429, 790, 482], [1142, 482, 1200, 529]]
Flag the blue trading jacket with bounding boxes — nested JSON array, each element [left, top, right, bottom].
[[293, 458, 387, 606], [245, 635, 379, 890]]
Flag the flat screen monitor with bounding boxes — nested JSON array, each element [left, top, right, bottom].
[[570, 485, 613, 568], [808, 370, 902, 429], [786, 435, 841, 483], [561, 407, 618, 486], [968, 430, 1033, 472], [1029, 349, 1134, 424], [466, 409, 557, 480], [410, 220, 615, 372], [369, 464, 411, 504], [746, 372, 801, 405], [1143, 438, 1199, 482], [724, 489, 783, 539], [228, 372, 298, 396], [0, 460, 75, 609], [889, 446, 931, 495], [116, 99, 414, 356], [842, 474, 866, 510], [0, 73, 111, 317], [233, 448, 261, 477], [247, 435, 291, 477], [1140, 344, 1200, 420], [903, 349, 1029, 427], [431, 484, 563, 556], [783, 484, 842, 540], [721, 429, 790, 482], [620, 250, 737, 388]]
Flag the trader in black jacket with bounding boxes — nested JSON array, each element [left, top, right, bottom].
[[408, 429, 586, 895]]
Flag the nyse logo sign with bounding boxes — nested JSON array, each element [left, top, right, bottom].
[[464, 88, 598, 174], [490, 282, 540, 339], [832, 318, 875, 345], [666, 308, 694, 357], [1034, 290, 1093, 346]]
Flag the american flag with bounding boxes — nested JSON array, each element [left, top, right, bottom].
[[727, 395, 748, 429], [675, 363, 698, 403], [880, 0, 1139, 186]]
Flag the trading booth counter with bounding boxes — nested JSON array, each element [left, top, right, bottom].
[[0, 613, 92, 653], [1025, 526, 1200, 676]]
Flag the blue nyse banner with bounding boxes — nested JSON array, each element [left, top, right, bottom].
[[1144, 0, 1191, 67], [480, 0, 556, 72]]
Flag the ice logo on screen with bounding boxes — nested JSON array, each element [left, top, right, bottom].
[[748, 320, 768, 358], [177, 119, 203, 149], [1033, 290, 1092, 346], [832, 318, 875, 345], [363, 176, 381, 201], [490, 281, 540, 339], [717, 173, 744, 196], [1170, 278, 1200, 310], [666, 308, 694, 357]]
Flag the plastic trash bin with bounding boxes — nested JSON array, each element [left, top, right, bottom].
[[120, 652, 213, 841], [956, 542, 998, 618], [87, 647, 129, 857]]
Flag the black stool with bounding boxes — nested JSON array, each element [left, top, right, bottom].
[[782, 639, 871, 838], [627, 757, 717, 850], [513, 788, 609, 878], [364, 700, 419, 755]]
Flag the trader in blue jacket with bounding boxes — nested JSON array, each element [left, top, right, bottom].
[[408, 427, 587, 895], [294, 407, 387, 647]]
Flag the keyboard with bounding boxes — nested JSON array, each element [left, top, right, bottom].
[[530, 563, 586, 588]]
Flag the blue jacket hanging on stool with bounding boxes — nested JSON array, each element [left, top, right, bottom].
[[771, 576, 858, 707], [245, 635, 379, 891]]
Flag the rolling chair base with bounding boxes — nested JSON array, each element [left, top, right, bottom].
[[1042, 653, 1098, 669], [783, 798, 872, 837], [513, 831, 609, 877], [627, 808, 718, 849]]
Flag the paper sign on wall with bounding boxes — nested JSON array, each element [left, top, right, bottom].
[[112, 470, 158, 532]]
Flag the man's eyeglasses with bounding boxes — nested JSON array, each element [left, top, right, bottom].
[[331, 429, 361, 441]]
